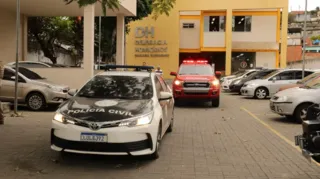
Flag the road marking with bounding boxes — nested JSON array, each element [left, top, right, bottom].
[[241, 106, 320, 167]]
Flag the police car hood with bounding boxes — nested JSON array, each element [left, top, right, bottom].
[[59, 97, 153, 122]]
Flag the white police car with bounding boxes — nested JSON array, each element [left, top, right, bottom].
[[51, 65, 174, 159]]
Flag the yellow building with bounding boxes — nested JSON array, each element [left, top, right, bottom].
[[126, 0, 289, 79]]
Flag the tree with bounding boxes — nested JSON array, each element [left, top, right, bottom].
[[316, 6, 319, 12], [28, 17, 75, 64], [64, 0, 176, 20], [288, 13, 296, 23]]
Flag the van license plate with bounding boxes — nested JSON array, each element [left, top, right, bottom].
[[80, 133, 107, 142]]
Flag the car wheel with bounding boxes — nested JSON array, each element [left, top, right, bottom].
[[167, 110, 174, 133], [211, 97, 220, 107], [294, 103, 312, 123], [26, 92, 46, 111], [254, 87, 268, 99], [149, 124, 162, 160]]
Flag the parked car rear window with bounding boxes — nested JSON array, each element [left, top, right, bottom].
[[76, 75, 153, 99], [178, 65, 213, 75], [13, 67, 43, 80]]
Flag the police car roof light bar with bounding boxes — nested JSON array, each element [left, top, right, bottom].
[[103, 65, 154, 72], [182, 60, 208, 64]]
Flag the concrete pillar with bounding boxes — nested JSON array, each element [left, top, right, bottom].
[[280, 7, 288, 68], [116, 14, 125, 65], [225, 9, 233, 75], [83, 5, 95, 78]]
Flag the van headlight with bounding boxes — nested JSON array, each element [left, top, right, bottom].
[[119, 112, 153, 127], [53, 112, 75, 124]]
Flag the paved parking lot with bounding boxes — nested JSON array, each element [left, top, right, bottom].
[[2, 93, 320, 179]]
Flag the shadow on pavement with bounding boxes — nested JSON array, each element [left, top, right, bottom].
[[54, 153, 152, 170], [9, 104, 59, 113], [270, 116, 299, 124]]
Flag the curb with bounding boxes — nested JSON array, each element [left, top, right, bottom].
[[0, 102, 11, 114]]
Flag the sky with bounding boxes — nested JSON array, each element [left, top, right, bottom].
[[289, 0, 320, 11]]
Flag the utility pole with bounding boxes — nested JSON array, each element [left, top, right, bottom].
[[98, 16, 102, 70], [302, 0, 308, 78], [14, 0, 20, 115]]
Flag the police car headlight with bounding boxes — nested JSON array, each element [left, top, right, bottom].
[[53, 112, 75, 124], [119, 112, 153, 127]]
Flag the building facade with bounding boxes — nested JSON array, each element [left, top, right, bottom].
[[0, 0, 136, 88], [126, 0, 289, 79]]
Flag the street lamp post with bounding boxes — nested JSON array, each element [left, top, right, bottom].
[[98, 16, 102, 70], [14, 0, 21, 115], [302, 0, 308, 78]]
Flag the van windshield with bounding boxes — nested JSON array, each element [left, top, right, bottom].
[[178, 65, 214, 75]]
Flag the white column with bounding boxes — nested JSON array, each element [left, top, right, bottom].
[[83, 5, 95, 78], [116, 14, 125, 65]]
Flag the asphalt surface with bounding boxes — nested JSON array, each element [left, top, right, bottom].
[[1, 92, 320, 179]]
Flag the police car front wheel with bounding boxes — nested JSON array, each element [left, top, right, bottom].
[[148, 124, 162, 160]]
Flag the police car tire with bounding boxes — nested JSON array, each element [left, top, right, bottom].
[[149, 125, 161, 160], [167, 110, 174, 133], [212, 98, 220, 107]]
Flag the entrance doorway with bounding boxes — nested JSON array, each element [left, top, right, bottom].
[[179, 52, 226, 73], [231, 52, 256, 73]]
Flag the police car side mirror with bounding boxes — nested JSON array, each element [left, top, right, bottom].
[[170, 72, 177, 76], [159, 91, 172, 101], [68, 89, 78, 96]]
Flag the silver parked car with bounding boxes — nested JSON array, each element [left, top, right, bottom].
[[0, 66, 70, 110], [241, 69, 315, 99], [270, 78, 320, 122]]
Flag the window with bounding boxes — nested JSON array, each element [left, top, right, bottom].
[[178, 65, 214, 75], [295, 71, 314, 80], [154, 76, 163, 98], [232, 16, 251, 32], [204, 16, 225, 32], [12, 67, 43, 80], [3, 69, 15, 80], [15, 62, 49, 68], [183, 23, 195, 28], [76, 75, 153, 100], [156, 75, 168, 92], [274, 71, 295, 80]]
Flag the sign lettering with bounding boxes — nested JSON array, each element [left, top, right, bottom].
[[134, 26, 169, 58], [67, 108, 105, 114]]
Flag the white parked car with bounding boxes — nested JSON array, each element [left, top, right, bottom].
[[51, 65, 174, 159], [240, 69, 315, 99], [270, 78, 320, 122], [222, 69, 259, 91]]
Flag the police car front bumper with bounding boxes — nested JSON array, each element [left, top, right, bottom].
[[50, 119, 159, 156]]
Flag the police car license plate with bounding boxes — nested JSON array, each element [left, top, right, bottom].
[[80, 133, 107, 142]]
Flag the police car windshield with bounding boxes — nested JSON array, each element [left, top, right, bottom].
[[178, 65, 213, 75], [76, 75, 153, 99]]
